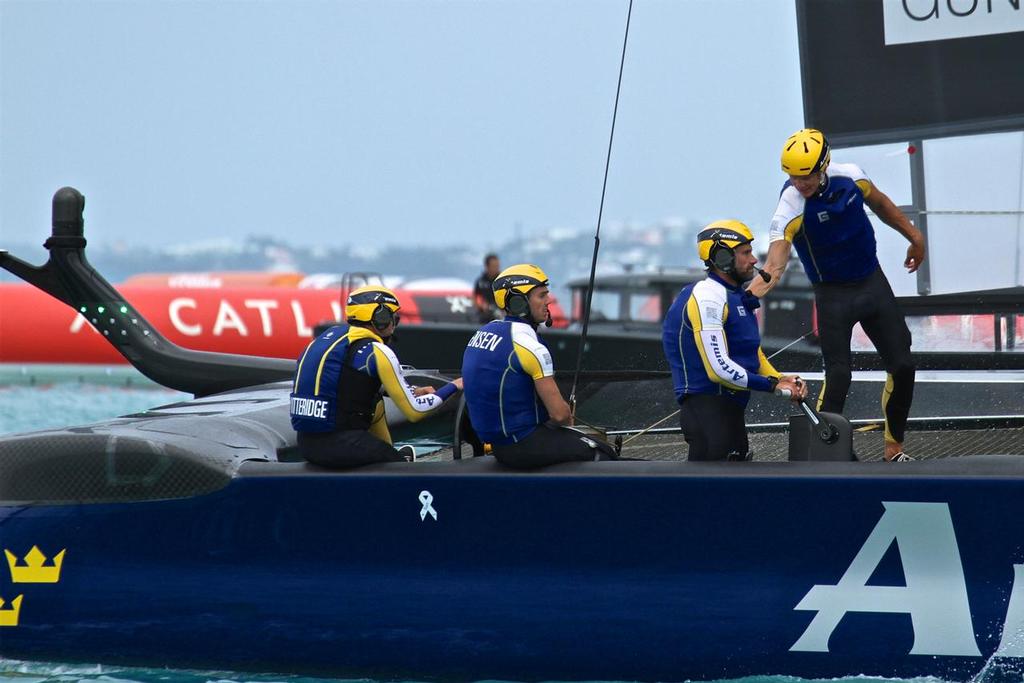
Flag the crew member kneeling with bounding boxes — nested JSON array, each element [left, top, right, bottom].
[[290, 285, 462, 468], [662, 220, 805, 461], [462, 264, 617, 468]]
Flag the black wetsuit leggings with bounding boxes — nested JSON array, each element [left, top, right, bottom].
[[814, 267, 915, 443], [298, 430, 405, 468], [679, 394, 750, 462], [492, 423, 618, 469]]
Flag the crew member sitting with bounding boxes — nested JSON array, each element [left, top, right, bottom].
[[290, 285, 462, 467], [461, 263, 618, 468]]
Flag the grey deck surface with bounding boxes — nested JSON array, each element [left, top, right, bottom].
[[423, 423, 1024, 463]]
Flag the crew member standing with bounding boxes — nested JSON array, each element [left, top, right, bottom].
[[462, 263, 617, 468], [290, 285, 462, 467], [748, 129, 925, 461], [663, 220, 806, 461], [473, 253, 501, 323]]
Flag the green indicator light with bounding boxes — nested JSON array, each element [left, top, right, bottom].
[[80, 306, 87, 313], [119, 306, 128, 314], [97, 306, 105, 314]]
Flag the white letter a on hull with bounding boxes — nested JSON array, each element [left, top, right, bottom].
[[791, 501, 980, 656]]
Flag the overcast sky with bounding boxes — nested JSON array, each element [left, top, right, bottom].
[[1, 0, 806, 249], [2, 0, 1021, 295]]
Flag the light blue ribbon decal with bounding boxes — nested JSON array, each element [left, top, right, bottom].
[[419, 490, 437, 521]]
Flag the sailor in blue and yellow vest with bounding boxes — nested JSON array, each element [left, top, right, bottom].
[[290, 285, 462, 467], [461, 264, 618, 468], [663, 220, 806, 461], [749, 129, 926, 462]]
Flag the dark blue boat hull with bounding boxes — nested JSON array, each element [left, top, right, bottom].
[[4, 459, 1024, 681]]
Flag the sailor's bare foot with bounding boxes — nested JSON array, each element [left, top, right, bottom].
[[884, 441, 901, 461], [884, 441, 913, 462]]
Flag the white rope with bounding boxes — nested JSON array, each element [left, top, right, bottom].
[[882, 209, 1024, 216], [621, 409, 680, 446], [916, 210, 1024, 216]]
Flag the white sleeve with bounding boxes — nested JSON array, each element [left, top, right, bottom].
[[690, 280, 754, 390], [511, 324, 554, 378], [769, 186, 805, 244], [690, 280, 726, 332], [829, 161, 870, 185], [372, 342, 445, 416]]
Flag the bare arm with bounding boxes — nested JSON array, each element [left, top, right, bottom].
[[747, 240, 792, 297], [534, 376, 572, 425], [864, 185, 926, 273]]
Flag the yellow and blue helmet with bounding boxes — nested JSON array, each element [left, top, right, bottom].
[[697, 219, 754, 272], [492, 264, 549, 317], [345, 285, 401, 328], [781, 128, 830, 176]]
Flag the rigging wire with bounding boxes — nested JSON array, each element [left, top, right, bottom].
[[568, 0, 635, 417]]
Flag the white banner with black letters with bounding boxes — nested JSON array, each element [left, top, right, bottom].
[[883, 0, 1024, 45]]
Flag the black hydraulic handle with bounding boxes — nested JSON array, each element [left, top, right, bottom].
[[775, 388, 838, 444]]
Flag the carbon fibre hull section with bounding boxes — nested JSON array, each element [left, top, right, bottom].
[[4, 457, 1024, 681]]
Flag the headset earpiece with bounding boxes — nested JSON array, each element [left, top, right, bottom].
[[505, 288, 530, 318], [370, 304, 395, 329], [710, 241, 735, 274]]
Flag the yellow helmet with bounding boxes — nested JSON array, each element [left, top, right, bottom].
[[781, 128, 830, 176], [697, 220, 754, 273], [346, 285, 401, 327], [492, 264, 549, 317]]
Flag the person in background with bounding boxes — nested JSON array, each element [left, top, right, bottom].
[[473, 253, 501, 323], [290, 285, 462, 467], [748, 128, 924, 462], [663, 220, 806, 461], [462, 263, 618, 468]]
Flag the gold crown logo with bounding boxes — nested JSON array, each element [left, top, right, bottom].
[[5, 546, 66, 583], [0, 595, 23, 627]]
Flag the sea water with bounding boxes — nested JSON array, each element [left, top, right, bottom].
[[0, 659, 954, 683], [0, 372, 959, 683], [0, 659, 953, 683], [0, 383, 187, 436]]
